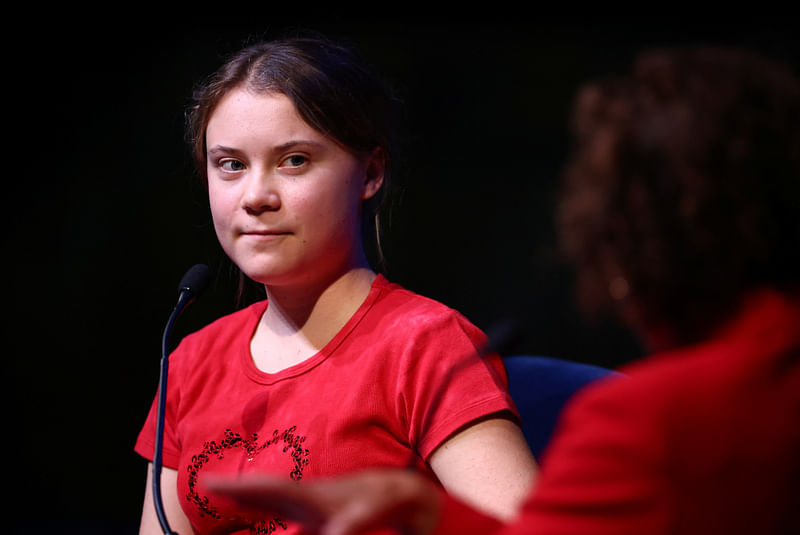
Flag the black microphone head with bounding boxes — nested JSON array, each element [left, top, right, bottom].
[[177, 264, 212, 297]]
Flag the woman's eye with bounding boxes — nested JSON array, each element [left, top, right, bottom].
[[220, 159, 245, 172], [281, 155, 308, 168]]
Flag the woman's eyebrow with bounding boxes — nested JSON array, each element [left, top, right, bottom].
[[272, 139, 327, 152], [207, 145, 243, 156]]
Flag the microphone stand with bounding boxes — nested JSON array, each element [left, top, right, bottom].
[[152, 265, 211, 535]]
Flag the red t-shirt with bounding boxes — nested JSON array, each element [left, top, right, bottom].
[[136, 275, 516, 534], [435, 289, 800, 535]]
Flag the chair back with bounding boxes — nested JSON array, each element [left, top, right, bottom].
[[504, 355, 622, 459]]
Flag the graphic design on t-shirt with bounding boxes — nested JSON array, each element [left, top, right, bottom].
[[187, 426, 310, 534]]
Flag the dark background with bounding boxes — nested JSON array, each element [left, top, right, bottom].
[[10, 15, 797, 533]]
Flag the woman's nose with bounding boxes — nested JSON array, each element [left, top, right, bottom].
[[242, 171, 281, 214]]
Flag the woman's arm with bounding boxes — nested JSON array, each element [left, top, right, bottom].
[[428, 415, 537, 521], [139, 464, 196, 535]]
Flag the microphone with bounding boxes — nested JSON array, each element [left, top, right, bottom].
[[482, 317, 524, 358], [152, 264, 212, 534]]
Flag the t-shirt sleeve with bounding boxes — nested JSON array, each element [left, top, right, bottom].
[[396, 309, 519, 460]]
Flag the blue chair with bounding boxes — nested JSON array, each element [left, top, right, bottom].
[[504, 355, 622, 459]]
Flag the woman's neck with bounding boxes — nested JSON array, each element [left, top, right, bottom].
[[260, 266, 377, 350]]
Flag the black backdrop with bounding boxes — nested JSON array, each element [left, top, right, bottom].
[[10, 15, 797, 533]]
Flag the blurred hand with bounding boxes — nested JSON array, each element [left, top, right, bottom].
[[205, 469, 442, 535]]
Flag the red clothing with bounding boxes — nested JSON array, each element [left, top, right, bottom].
[[136, 275, 515, 534], [436, 289, 800, 535]]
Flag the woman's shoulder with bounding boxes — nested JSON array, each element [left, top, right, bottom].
[[369, 275, 485, 343], [374, 275, 467, 320]]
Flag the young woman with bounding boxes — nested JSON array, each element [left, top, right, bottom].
[[135, 36, 536, 534]]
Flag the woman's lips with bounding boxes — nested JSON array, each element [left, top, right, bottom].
[[240, 229, 290, 241]]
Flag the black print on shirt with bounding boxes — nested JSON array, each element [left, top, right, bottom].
[[186, 426, 310, 534]]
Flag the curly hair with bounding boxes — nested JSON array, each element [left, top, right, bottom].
[[557, 47, 800, 345]]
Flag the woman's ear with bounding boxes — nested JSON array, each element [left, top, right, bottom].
[[362, 147, 386, 200]]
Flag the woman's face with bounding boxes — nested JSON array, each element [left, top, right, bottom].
[[205, 88, 383, 288]]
